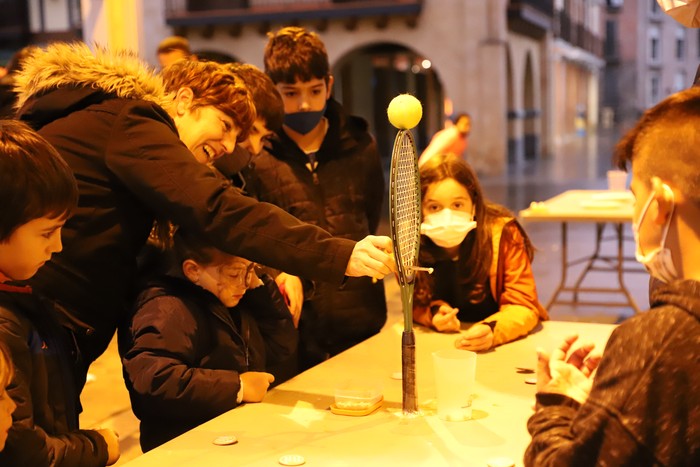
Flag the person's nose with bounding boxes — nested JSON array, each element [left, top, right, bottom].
[[50, 231, 63, 255], [222, 133, 236, 155]]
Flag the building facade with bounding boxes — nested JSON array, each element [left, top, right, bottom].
[[2, 0, 605, 176]]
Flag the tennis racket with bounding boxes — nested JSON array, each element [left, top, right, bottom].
[[389, 128, 422, 416]]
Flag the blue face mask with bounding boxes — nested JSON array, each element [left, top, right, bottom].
[[284, 104, 327, 135]]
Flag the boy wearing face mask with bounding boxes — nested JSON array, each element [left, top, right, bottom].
[[122, 228, 297, 452], [414, 155, 548, 352], [248, 26, 387, 372], [525, 87, 700, 466]]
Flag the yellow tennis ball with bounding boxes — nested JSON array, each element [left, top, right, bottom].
[[387, 94, 422, 130]]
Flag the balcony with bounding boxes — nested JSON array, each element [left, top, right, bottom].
[[507, 0, 553, 38], [164, 0, 423, 34], [557, 12, 603, 58]]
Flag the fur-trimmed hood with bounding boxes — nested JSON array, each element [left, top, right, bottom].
[[14, 42, 168, 111]]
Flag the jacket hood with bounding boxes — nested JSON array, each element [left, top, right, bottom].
[[651, 279, 700, 322], [14, 41, 167, 112]]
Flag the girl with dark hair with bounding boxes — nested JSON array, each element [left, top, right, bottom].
[[414, 154, 548, 351]]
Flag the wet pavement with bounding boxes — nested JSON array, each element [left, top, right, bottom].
[[79, 129, 651, 465]]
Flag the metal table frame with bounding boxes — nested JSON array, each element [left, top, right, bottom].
[[520, 190, 645, 314]]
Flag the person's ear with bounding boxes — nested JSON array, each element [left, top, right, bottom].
[[182, 259, 201, 283], [325, 75, 334, 99], [650, 177, 675, 226], [174, 87, 195, 116]]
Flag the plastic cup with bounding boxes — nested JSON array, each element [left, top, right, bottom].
[[607, 170, 627, 191], [432, 349, 476, 421]]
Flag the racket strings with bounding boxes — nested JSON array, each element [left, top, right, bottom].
[[392, 133, 420, 281]]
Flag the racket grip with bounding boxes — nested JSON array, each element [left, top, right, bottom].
[[401, 331, 418, 414]]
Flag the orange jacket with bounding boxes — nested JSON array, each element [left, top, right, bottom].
[[413, 217, 548, 346]]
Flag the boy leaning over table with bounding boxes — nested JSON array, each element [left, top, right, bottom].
[[524, 87, 700, 466]]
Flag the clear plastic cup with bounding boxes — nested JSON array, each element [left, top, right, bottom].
[[607, 170, 628, 191], [432, 349, 476, 421]]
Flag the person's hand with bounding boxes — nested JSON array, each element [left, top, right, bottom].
[[275, 273, 303, 327], [454, 323, 494, 351], [95, 428, 121, 465], [240, 371, 275, 402], [345, 236, 395, 279], [536, 334, 602, 404], [431, 305, 460, 332]]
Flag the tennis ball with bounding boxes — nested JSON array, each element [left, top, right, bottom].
[[387, 94, 422, 130]]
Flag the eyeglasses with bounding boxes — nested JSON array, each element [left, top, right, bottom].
[[218, 262, 256, 288]]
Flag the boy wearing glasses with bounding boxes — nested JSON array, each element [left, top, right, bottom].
[[121, 228, 297, 452]]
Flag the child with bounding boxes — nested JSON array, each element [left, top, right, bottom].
[[121, 228, 298, 452], [0, 343, 16, 452], [414, 154, 548, 351], [525, 87, 700, 466], [0, 119, 120, 465], [253, 26, 387, 371]]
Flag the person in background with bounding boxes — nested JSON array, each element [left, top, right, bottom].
[[254, 26, 387, 372], [156, 35, 193, 68], [413, 154, 548, 351], [0, 343, 16, 452], [418, 113, 471, 168], [14, 42, 393, 389], [122, 228, 296, 452], [0, 119, 119, 466], [525, 86, 700, 466]]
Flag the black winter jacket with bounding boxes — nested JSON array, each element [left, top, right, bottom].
[[121, 274, 297, 452], [14, 43, 354, 365], [525, 279, 700, 466], [247, 99, 386, 361], [0, 283, 108, 467]]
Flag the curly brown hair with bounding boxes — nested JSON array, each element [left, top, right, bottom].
[[160, 60, 256, 142]]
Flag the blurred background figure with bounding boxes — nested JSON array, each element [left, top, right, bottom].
[[0, 46, 38, 118], [418, 113, 471, 168], [156, 36, 193, 68]]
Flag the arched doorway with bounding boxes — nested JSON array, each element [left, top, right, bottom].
[[332, 43, 443, 168]]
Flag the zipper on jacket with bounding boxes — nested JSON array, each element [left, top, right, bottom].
[[305, 152, 320, 185]]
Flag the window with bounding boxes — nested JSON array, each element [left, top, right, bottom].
[[604, 20, 617, 57], [674, 71, 687, 92], [676, 27, 686, 60], [649, 74, 660, 106], [649, 26, 660, 62]]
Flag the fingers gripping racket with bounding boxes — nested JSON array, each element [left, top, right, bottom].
[[389, 128, 421, 416]]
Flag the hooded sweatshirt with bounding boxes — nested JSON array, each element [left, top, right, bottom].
[[525, 279, 700, 466], [13, 42, 354, 364]]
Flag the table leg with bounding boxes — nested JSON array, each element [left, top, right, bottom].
[[545, 222, 568, 309], [615, 223, 642, 314], [572, 222, 604, 301]]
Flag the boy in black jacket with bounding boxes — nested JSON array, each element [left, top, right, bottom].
[[122, 228, 297, 452], [0, 119, 119, 466], [525, 87, 700, 466]]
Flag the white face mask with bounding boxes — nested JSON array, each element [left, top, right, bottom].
[[421, 209, 476, 249], [656, 0, 700, 27], [633, 188, 678, 283]]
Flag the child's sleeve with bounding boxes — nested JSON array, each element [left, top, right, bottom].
[[122, 296, 242, 421], [0, 312, 109, 467], [242, 275, 298, 365], [482, 223, 548, 346]]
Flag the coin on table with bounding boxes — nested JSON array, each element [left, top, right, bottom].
[[278, 454, 305, 466], [212, 435, 238, 446], [390, 371, 402, 380], [525, 377, 537, 385]]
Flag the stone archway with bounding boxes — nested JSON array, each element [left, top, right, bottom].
[[331, 42, 443, 167]]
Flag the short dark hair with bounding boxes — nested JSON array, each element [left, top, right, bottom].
[[0, 119, 78, 241], [160, 60, 256, 142], [615, 86, 700, 204], [264, 26, 330, 85], [156, 36, 191, 55], [227, 63, 284, 131]]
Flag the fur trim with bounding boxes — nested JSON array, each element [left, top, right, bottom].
[[14, 42, 168, 110]]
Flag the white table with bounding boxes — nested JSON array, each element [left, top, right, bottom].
[[519, 189, 646, 314], [123, 320, 615, 467]]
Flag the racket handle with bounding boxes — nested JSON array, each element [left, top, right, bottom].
[[401, 331, 418, 414]]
